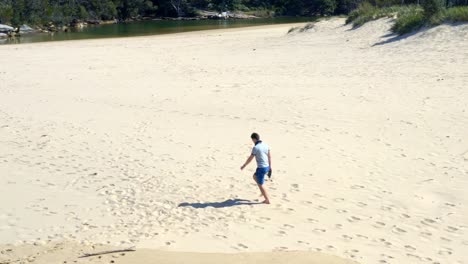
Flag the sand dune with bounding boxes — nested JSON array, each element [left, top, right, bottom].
[[0, 18, 467, 264]]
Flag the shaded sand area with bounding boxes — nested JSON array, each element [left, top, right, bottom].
[[0, 18, 467, 264], [0, 242, 357, 264]]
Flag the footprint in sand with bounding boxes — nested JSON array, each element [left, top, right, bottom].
[[356, 234, 368, 240], [344, 249, 359, 259], [406, 253, 422, 260], [237, 243, 248, 249], [421, 218, 438, 226], [405, 245, 416, 251], [273, 246, 289, 251], [446, 226, 459, 233], [342, 234, 353, 241], [401, 213, 411, 219], [438, 248, 453, 256], [440, 236, 452, 242], [277, 230, 287, 236], [392, 226, 407, 234], [381, 205, 394, 211], [325, 245, 336, 251], [313, 228, 326, 233], [291, 183, 300, 189], [354, 201, 367, 207], [420, 231, 432, 237], [379, 253, 395, 263], [378, 238, 392, 247], [316, 205, 327, 210], [165, 240, 175, 245], [347, 216, 361, 222]]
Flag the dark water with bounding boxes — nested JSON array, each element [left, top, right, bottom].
[[0, 17, 315, 45]]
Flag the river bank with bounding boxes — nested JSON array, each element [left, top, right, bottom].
[[0, 9, 263, 38], [0, 17, 315, 45]]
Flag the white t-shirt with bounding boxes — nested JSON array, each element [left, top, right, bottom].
[[252, 142, 270, 168]]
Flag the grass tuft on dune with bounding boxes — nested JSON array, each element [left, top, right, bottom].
[[346, 3, 468, 35]]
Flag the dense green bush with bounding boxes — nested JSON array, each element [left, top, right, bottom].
[[0, 4, 14, 24], [346, 1, 467, 35], [444, 6, 468, 21], [316, 0, 339, 15], [345, 3, 422, 27], [422, 0, 445, 18], [391, 9, 425, 34], [345, 2, 376, 24]]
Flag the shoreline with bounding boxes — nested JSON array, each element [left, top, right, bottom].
[[0, 21, 311, 47]]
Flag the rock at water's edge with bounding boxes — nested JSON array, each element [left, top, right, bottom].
[[20, 24, 36, 34], [0, 24, 14, 33]]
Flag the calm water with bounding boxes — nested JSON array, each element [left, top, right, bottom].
[[0, 17, 314, 45]]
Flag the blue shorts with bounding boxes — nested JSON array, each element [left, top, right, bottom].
[[255, 166, 270, 185]]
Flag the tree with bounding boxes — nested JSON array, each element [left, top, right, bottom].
[[0, 1, 14, 24], [314, 0, 338, 14], [11, 0, 26, 26], [422, 0, 444, 17], [170, 0, 185, 16]]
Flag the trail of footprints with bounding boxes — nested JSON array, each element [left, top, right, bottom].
[[2, 110, 466, 264]]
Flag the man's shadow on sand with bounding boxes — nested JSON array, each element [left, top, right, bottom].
[[178, 199, 261, 209]]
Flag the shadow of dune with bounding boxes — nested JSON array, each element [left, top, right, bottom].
[[178, 199, 261, 208], [372, 29, 425, 46], [345, 25, 362, 31]]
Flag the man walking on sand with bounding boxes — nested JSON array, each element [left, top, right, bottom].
[[240, 133, 272, 204]]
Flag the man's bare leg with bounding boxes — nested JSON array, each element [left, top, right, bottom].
[[257, 184, 270, 204], [253, 174, 270, 204], [252, 175, 263, 197]]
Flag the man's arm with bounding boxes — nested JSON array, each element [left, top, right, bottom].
[[241, 154, 255, 170], [268, 150, 272, 169]]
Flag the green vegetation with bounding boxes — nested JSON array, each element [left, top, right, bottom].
[[444, 6, 468, 21], [391, 9, 425, 34], [346, 2, 377, 26], [0, 0, 465, 31], [346, 1, 468, 35], [0, 0, 354, 27], [346, 4, 423, 27], [0, 0, 402, 27]]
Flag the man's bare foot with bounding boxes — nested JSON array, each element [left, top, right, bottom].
[[262, 200, 271, 204]]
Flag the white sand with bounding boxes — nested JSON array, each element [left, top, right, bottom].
[[0, 18, 467, 264], [0, 241, 357, 264]]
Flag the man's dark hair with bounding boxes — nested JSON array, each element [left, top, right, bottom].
[[251, 133, 260, 140]]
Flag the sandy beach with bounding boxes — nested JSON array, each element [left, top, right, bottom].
[[0, 18, 467, 264]]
